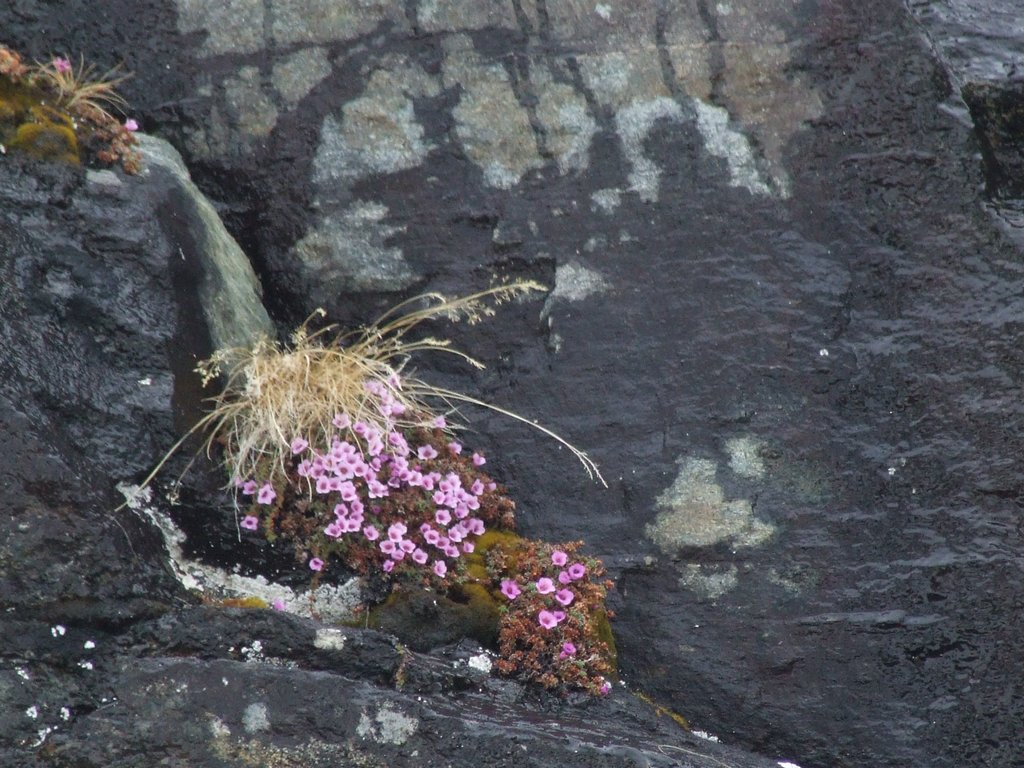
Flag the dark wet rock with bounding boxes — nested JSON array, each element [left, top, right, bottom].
[[962, 80, 1024, 198], [3, 0, 1024, 766]]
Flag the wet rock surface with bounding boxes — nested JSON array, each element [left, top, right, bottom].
[[3, 1, 1024, 766]]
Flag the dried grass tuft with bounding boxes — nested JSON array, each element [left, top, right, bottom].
[[147, 282, 605, 491], [32, 54, 130, 123]]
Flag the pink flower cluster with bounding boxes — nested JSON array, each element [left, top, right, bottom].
[[236, 381, 495, 580], [501, 549, 589, 629]]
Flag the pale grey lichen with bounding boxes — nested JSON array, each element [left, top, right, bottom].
[[646, 457, 774, 551]]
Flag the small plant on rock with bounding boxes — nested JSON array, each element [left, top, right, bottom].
[[161, 283, 615, 695], [0, 44, 140, 172]]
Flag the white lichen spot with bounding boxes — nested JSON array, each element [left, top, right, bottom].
[[272, 46, 332, 106], [78, 660, 94, 671], [313, 63, 438, 186], [646, 457, 774, 551], [591, 188, 622, 214], [615, 97, 684, 202], [50, 625, 66, 637], [678, 564, 739, 599], [243, 702, 271, 733], [16, 667, 29, 680], [117, 483, 362, 624], [531, 63, 597, 175], [778, 762, 803, 768], [25, 706, 38, 719], [314, 628, 347, 651], [83, 640, 96, 650], [209, 715, 232, 739], [59, 707, 71, 721], [30, 726, 55, 748], [467, 653, 492, 673], [693, 729, 720, 742], [357, 704, 418, 746], [292, 202, 419, 292], [594, 3, 612, 20], [443, 35, 542, 189], [693, 99, 772, 197], [551, 261, 611, 303], [725, 436, 765, 479], [241, 640, 264, 662]]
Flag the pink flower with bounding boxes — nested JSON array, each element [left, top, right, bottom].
[[554, 589, 574, 606], [382, 559, 394, 573], [432, 415, 446, 428], [379, 540, 396, 554], [241, 480, 257, 495], [417, 445, 438, 460], [309, 557, 324, 571], [433, 560, 447, 578], [391, 549, 405, 561], [448, 441, 462, 455], [559, 642, 577, 659], [363, 525, 379, 541], [471, 479, 485, 496], [400, 539, 416, 554], [333, 413, 351, 429], [324, 522, 343, 538], [599, 679, 611, 695], [500, 579, 521, 600], [271, 599, 286, 611], [472, 452, 486, 466], [257, 483, 276, 505], [558, 570, 573, 585], [551, 550, 568, 567], [535, 577, 555, 595], [552, 610, 566, 623], [434, 509, 451, 526], [412, 548, 428, 564], [290, 436, 308, 454], [52, 57, 71, 74], [462, 541, 475, 554], [123, 118, 139, 132], [567, 563, 586, 580], [387, 522, 407, 541], [538, 610, 558, 630], [241, 515, 259, 531]]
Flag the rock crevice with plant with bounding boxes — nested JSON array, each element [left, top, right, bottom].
[[165, 284, 616, 696]]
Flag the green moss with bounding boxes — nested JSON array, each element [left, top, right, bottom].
[[593, 608, 618, 672], [363, 586, 500, 651], [1, 77, 81, 165]]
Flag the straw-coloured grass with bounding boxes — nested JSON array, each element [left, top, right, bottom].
[[149, 282, 605, 491], [32, 54, 130, 123]]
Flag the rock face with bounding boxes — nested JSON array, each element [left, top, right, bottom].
[[3, 0, 1024, 766]]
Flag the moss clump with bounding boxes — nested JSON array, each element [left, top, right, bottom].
[[7, 108, 79, 164]]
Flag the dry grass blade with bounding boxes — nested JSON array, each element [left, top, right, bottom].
[[137, 282, 605, 494], [32, 54, 131, 122]]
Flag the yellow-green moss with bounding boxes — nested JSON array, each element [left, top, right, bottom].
[[1, 77, 81, 165], [635, 691, 690, 730]]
